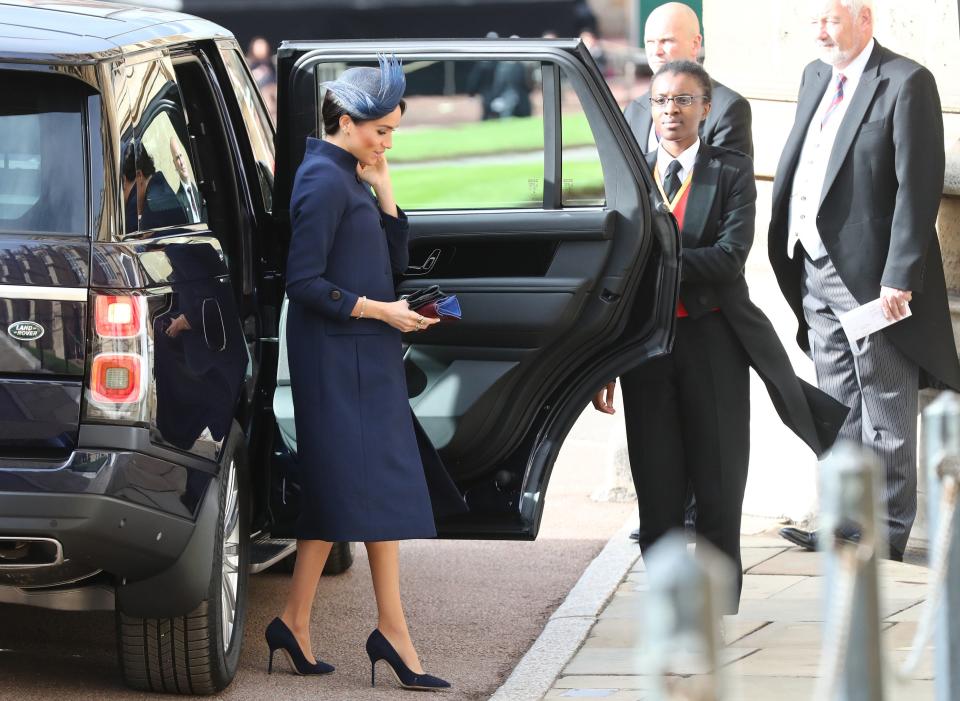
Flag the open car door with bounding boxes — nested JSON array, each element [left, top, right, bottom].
[[273, 39, 680, 539]]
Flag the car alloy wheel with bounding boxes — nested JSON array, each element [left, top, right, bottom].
[[220, 457, 240, 653]]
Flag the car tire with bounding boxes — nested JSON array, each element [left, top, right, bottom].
[[116, 424, 250, 694], [272, 541, 355, 575], [323, 541, 355, 575]]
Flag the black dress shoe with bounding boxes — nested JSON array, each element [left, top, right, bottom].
[[629, 527, 695, 543], [779, 527, 818, 550], [780, 527, 866, 551]]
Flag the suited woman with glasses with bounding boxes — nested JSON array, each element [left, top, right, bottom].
[[265, 56, 466, 691], [593, 60, 847, 612]]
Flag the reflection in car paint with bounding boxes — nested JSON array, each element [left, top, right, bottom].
[[151, 242, 246, 458]]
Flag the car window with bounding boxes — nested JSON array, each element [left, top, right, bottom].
[[219, 48, 275, 213], [561, 73, 605, 207], [317, 59, 545, 211], [122, 62, 205, 235], [0, 71, 88, 236]]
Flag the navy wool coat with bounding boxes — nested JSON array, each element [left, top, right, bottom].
[[286, 138, 462, 542]]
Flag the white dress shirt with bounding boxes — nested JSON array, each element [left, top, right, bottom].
[[656, 138, 701, 195], [788, 39, 875, 260]]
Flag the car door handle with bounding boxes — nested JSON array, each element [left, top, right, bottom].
[[405, 248, 441, 276]]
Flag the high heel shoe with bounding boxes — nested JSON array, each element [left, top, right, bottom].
[[366, 628, 450, 691], [264, 617, 335, 675]]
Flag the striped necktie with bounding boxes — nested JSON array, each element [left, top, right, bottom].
[[821, 73, 847, 130]]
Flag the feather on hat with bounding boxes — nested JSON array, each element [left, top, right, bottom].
[[321, 54, 406, 120]]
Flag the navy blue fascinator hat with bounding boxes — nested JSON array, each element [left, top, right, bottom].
[[321, 54, 406, 120]]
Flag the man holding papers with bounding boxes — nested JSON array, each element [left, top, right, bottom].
[[769, 0, 960, 560]]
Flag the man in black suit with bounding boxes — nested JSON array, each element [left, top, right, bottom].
[[623, 2, 753, 158], [594, 61, 846, 609], [618, 1, 754, 543], [770, 0, 960, 561], [169, 135, 204, 223]]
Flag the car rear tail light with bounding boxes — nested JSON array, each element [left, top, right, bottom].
[[94, 295, 142, 338], [89, 353, 143, 404], [84, 292, 151, 423]]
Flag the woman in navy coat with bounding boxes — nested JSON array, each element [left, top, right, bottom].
[[264, 57, 455, 691]]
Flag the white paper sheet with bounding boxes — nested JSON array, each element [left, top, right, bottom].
[[838, 297, 911, 344]]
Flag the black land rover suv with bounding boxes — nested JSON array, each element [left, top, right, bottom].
[[0, 0, 678, 694]]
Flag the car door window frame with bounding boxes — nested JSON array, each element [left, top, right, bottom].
[[214, 42, 276, 217], [170, 46, 259, 297]]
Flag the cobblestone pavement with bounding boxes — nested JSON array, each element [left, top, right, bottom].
[[546, 534, 935, 701]]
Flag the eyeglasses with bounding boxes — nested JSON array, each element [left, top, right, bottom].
[[650, 95, 710, 107]]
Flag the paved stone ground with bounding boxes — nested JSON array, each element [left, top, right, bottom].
[[545, 534, 936, 700]]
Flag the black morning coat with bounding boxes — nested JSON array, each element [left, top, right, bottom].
[[625, 79, 755, 159], [649, 144, 849, 455], [768, 41, 960, 391]]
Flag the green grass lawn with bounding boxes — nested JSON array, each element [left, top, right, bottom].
[[391, 113, 595, 164], [393, 156, 605, 209]]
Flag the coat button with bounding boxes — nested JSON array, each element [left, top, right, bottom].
[[330, 290, 342, 301]]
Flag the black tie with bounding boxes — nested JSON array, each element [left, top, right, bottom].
[[664, 160, 683, 203]]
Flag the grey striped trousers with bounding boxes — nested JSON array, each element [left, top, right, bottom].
[[802, 254, 919, 553]]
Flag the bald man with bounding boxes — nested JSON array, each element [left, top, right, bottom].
[[624, 2, 753, 158]]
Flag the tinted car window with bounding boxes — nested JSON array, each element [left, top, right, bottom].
[[121, 65, 205, 235], [0, 71, 88, 236], [318, 59, 545, 211], [561, 73, 605, 207]]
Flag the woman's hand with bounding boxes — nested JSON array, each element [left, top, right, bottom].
[[357, 156, 390, 193], [357, 159, 398, 219], [592, 381, 617, 415], [366, 299, 440, 333]]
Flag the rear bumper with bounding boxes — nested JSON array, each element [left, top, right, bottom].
[[0, 425, 227, 617], [0, 492, 195, 582], [0, 473, 221, 617]]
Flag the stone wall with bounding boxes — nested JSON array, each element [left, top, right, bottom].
[[703, 0, 960, 108]]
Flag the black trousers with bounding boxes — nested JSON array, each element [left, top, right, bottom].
[[621, 312, 750, 610]]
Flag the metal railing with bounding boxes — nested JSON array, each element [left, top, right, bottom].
[[812, 442, 884, 701], [907, 392, 960, 699], [643, 532, 734, 701]]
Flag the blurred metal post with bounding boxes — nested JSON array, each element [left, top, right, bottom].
[[643, 531, 734, 701], [817, 442, 884, 701], [922, 392, 960, 701]]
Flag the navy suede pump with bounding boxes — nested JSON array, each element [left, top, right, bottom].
[[366, 628, 450, 691], [265, 617, 335, 675]]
